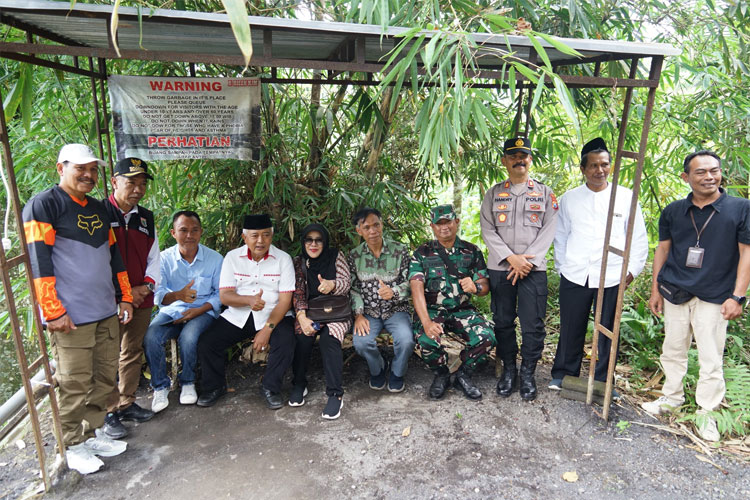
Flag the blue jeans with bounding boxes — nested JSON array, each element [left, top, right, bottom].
[[143, 312, 215, 390], [352, 311, 415, 378]]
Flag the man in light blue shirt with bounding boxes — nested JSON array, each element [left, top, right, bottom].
[[144, 211, 223, 413]]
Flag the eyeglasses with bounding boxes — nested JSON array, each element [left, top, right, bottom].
[[304, 237, 324, 245]]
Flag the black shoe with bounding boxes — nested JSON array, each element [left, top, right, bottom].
[[259, 385, 283, 410], [196, 387, 227, 407], [288, 385, 308, 407], [496, 362, 518, 398], [453, 370, 482, 400], [322, 395, 343, 420], [519, 359, 538, 401], [429, 369, 452, 399], [369, 360, 388, 390], [101, 412, 128, 440], [117, 402, 154, 423]]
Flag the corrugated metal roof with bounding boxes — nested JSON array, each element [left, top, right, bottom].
[[0, 0, 679, 73]]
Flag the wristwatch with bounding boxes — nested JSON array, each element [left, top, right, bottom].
[[731, 295, 746, 306], [144, 281, 155, 293], [475, 281, 483, 294], [265, 322, 275, 330]]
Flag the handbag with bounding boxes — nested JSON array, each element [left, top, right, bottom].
[[306, 294, 352, 322]]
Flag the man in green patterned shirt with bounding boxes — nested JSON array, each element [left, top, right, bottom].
[[349, 208, 414, 392], [409, 204, 495, 400]]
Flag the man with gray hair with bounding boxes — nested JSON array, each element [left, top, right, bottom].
[[196, 214, 296, 409]]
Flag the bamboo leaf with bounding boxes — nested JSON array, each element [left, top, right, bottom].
[[513, 62, 539, 83], [536, 32, 583, 58], [20, 63, 33, 132], [3, 69, 24, 123], [485, 14, 513, 30], [527, 33, 552, 70], [110, 0, 122, 57], [221, 0, 253, 68]]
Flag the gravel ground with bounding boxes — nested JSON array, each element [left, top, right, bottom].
[[1, 349, 748, 500]]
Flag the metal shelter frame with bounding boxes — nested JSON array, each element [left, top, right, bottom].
[[0, 0, 679, 490]]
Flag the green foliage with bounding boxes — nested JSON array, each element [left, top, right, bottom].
[[619, 301, 664, 377]]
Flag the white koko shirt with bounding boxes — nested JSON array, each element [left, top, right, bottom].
[[554, 182, 648, 288], [219, 244, 295, 329]]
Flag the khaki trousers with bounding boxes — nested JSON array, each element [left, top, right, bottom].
[[51, 315, 119, 446], [661, 297, 727, 411], [107, 307, 152, 412]]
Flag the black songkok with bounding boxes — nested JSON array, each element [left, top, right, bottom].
[[581, 137, 609, 158], [243, 214, 273, 230]]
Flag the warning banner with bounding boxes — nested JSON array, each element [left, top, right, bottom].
[[109, 76, 261, 161]]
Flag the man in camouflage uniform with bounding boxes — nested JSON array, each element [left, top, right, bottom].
[[480, 137, 558, 402], [410, 204, 495, 400]]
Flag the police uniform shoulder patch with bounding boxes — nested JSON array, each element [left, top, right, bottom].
[[551, 193, 559, 210]]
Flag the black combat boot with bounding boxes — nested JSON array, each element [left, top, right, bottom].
[[519, 358, 538, 401], [453, 368, 482, 400], [495, 360, 518, 398], [429, 367, 452, 399]]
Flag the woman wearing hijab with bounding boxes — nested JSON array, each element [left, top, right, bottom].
[[291, 224, 352, 419]]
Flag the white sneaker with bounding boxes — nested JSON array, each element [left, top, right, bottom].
[[180, 384, 198, 405], [641, 395, 681, 415], [152, 388, 169, 413], [85, 430, 127, 457], [695, 410, 720, 442], [65, 443, 104, 475]]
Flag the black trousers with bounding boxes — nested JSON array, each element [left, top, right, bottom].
[[292, 325, 343, 398], [197, 315, 295, 393], [551, 275, 619, 382], [490, 270, 548, 363]]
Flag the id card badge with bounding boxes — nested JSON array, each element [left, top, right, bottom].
[[686, 246, 705, 268]]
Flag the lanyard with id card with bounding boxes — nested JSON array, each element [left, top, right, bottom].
[[687, 208, 716, 268]]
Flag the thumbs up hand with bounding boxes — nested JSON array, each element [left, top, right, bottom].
[[378, 279, 394, 300], [317, 274, 335, 295], [250, 289, 265, 311], [179, 279, 197, 303]]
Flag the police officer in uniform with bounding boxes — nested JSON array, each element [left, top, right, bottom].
[[410, 205, 495, 400], [480, 137, 558, 401]]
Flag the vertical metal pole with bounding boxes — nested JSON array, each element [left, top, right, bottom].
[[89, 57, 108, 198], [0, 87, 65, 491], [512, 87, 525, 137], [97, 58, 114, 173]]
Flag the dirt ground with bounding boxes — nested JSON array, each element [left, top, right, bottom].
[[1, 348, 749, 500]]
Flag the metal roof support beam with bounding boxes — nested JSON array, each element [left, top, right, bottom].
[[0, 51, 101, 78]]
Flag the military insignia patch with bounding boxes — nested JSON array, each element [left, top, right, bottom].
[[551, 193, 559, 210], [528, 191, 542, 197], [530, 214, 539, 223], [498, 192, 510, 197], [503, 181, 510, 189], [498, 213, 507, 223], [141, 217, 148, 227], [497, 204, 508, 210], [530, 204, 541, 210]]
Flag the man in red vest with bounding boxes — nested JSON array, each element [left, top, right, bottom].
[[101, 157, 160, 438]]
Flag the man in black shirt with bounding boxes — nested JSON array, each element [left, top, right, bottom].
[[643, 150, 750, 442]]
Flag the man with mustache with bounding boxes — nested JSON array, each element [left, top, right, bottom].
[[480, 137, 558, 401], [100, 157, 159, 439], [549, 138, 648, 395], [22, 144, 134, 474], [642, 150, 750, 442]]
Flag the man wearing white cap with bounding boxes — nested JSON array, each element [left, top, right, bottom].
[[22, 144, 134, 474]]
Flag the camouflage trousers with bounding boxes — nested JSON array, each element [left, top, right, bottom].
[[414, 308, 496, 372]]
